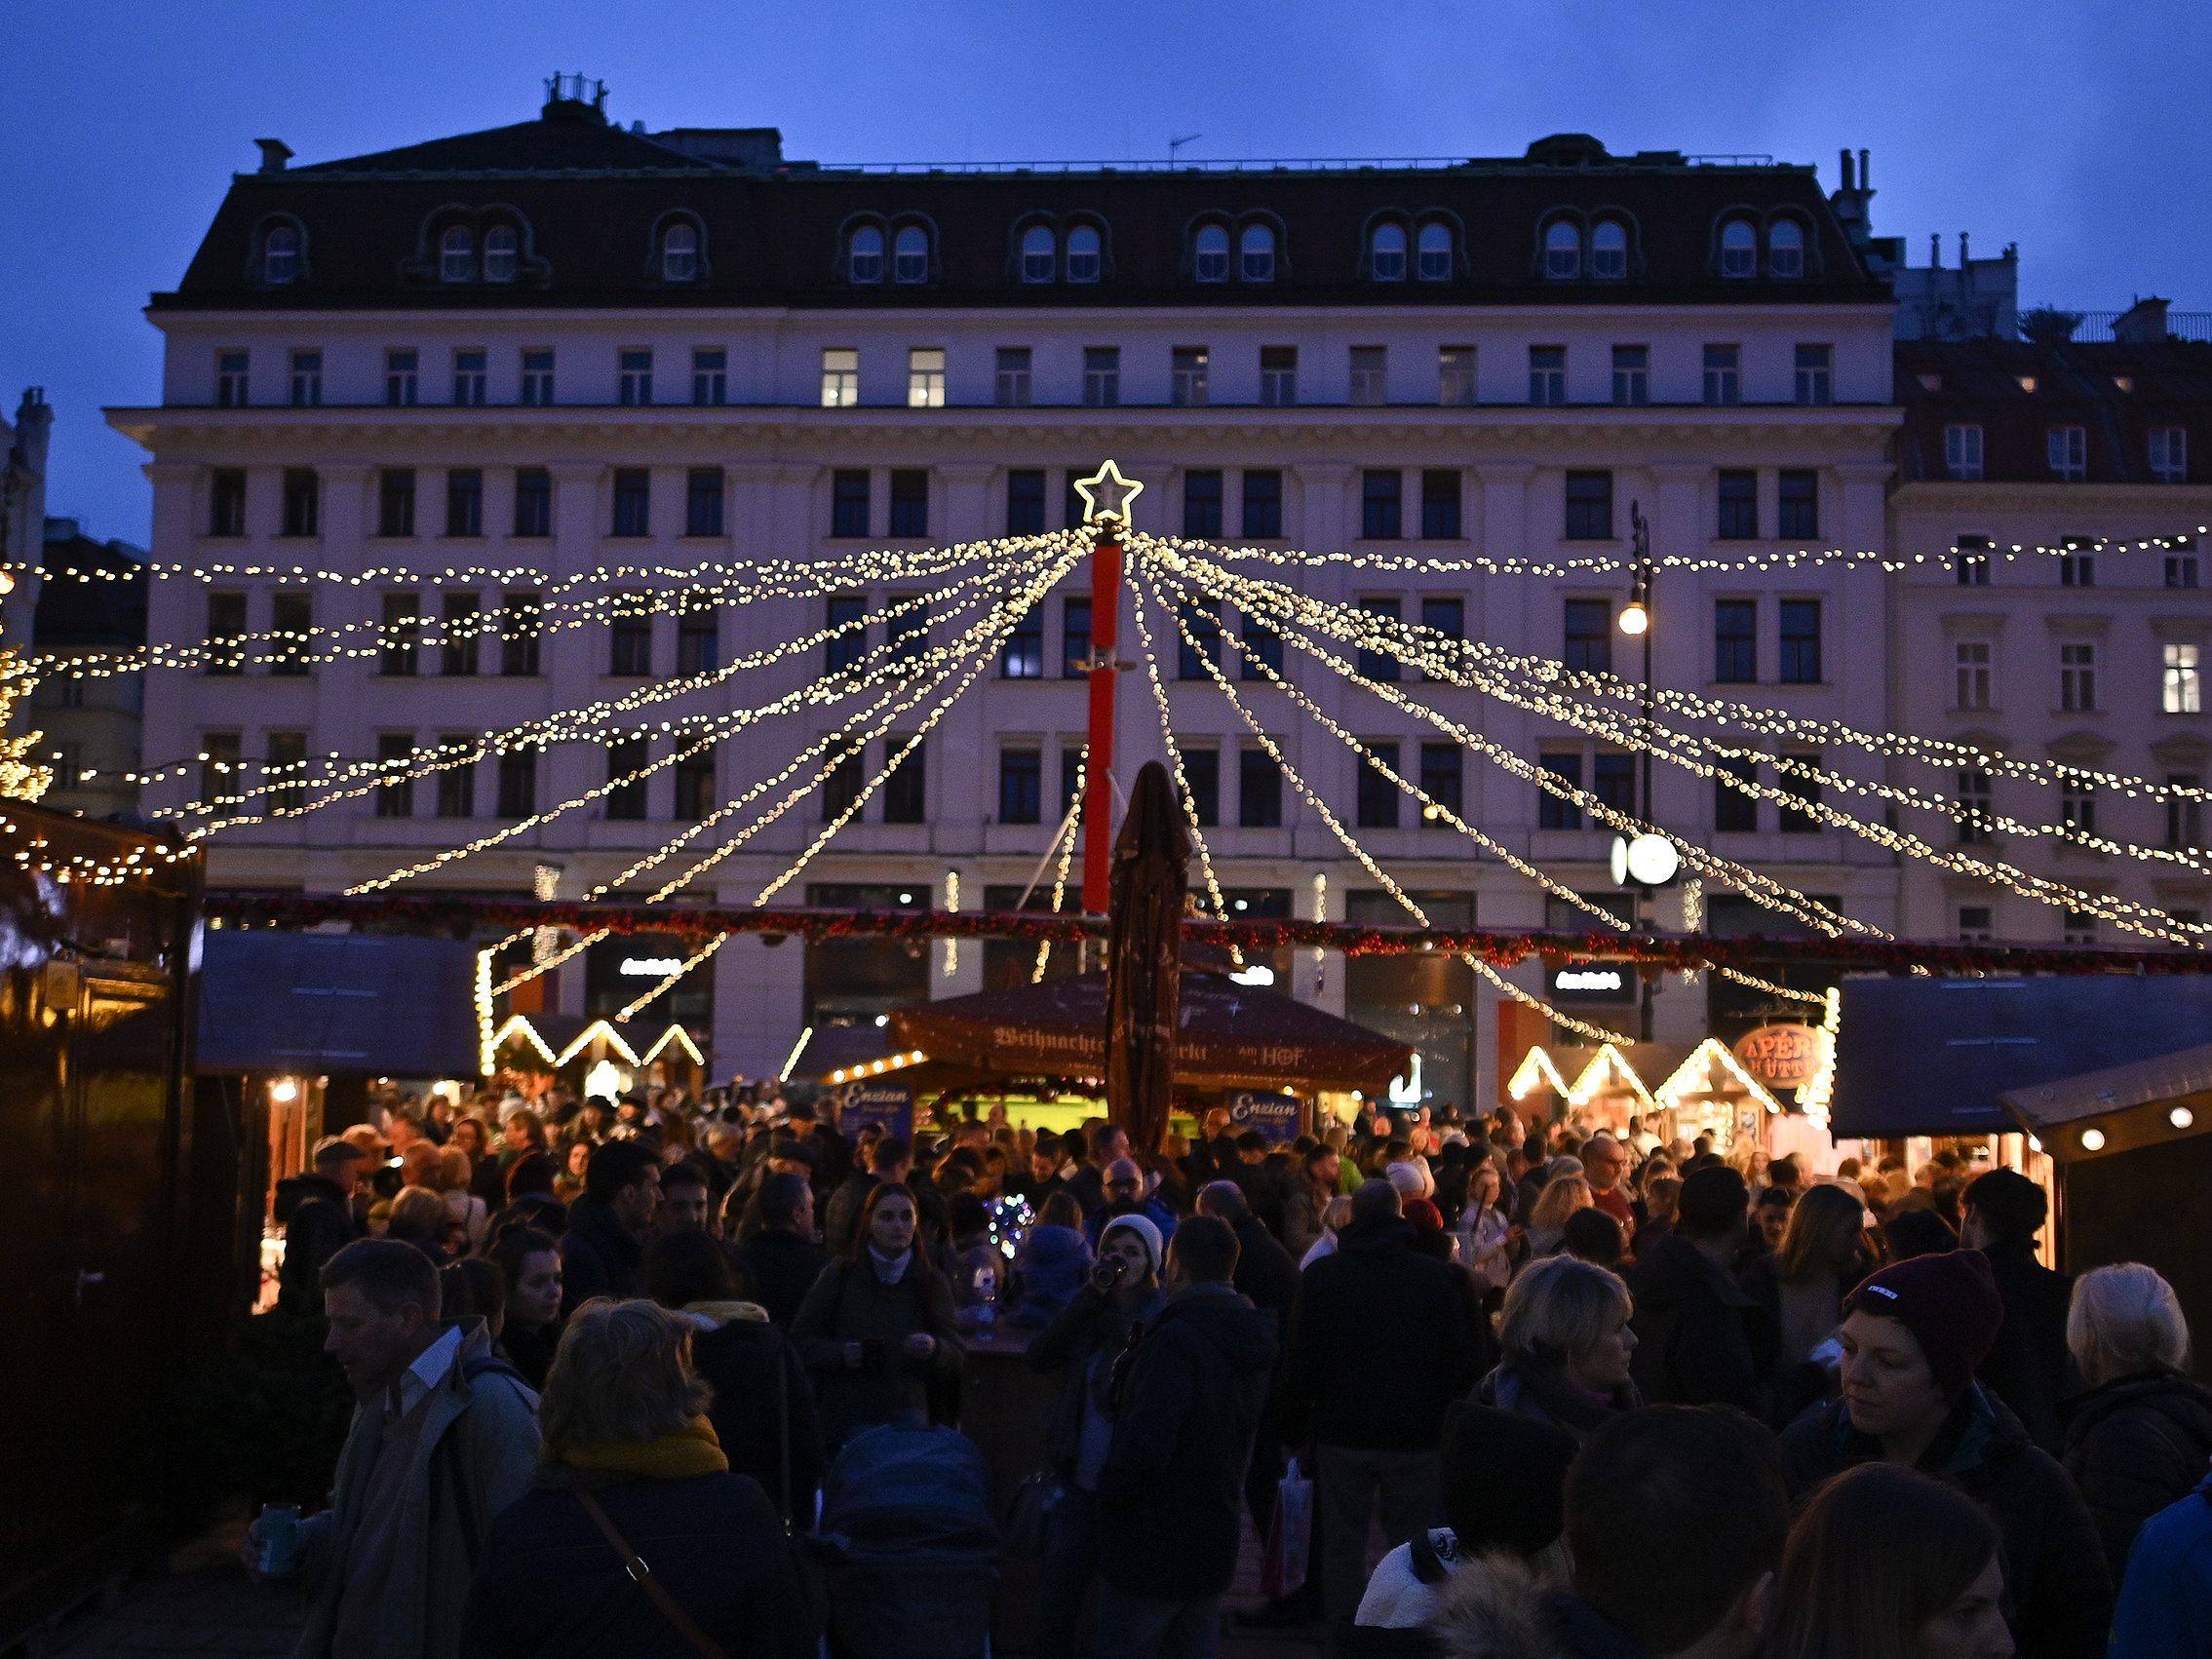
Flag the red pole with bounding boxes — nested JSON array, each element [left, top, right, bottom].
[[1081, 527, 1121, 913]]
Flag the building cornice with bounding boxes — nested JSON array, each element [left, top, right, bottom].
[[1889, 480, 2212, 517]]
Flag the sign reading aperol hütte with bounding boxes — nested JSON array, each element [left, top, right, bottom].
[[1731, 1023, 1833, 1090]]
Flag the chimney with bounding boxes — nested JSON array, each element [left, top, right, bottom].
[[2112, 296, 2172, 344], [255, 137, 292, 174], [1838, 147, 1854, 191], [1858, 149, 1870, 188], [1929, 232, 1941, 269], [1960, 231, 1970, 264]]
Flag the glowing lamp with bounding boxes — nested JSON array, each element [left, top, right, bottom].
[[2080, 1128, 2107, 1152], [1610, 832, 1681, 888], [2172, 1106, 2195, 1131], [1617, 600, 1649, 637], [270, 1077, 299, 1104]]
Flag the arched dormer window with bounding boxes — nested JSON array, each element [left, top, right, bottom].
[[893, 224, 930, 285], [659, 221, 698, 283], [1590, 219, 1628, 280], [1416, 220, 1453, 282], [440, 225, 475, 284], [1720, 217, 1758, 279], [1240, 222, 1276, 283], [484, 224, 519, 283], [1020, 224, 1055, 284], [1767, 218, 1805, 279], [848, 224, 884, 284], [1369, 222, 1407, 282], [1194, 222, 1229, 283], [1066, 223, 1102, 284], [1543, 219, 1581, 280], [263, 223, 300, 285]]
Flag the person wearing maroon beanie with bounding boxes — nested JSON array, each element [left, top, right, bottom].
[[1780, 1250, 2112, 1659]]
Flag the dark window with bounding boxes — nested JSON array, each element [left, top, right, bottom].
[[513, 469, 552, 537], [500, 591, 541, 676], [1703, 344, 1740, 406], [606, 736, 649, 820], [1082, 346, 1120, 407], [1357, 740, 1402, 829], [1242, 470, 1283, 538], [2060, 540, 2095, 588], [379, 592, 420, 676], [1794, 344, 1833, 406], [1419, 596, 1464, 684], [1065, 473, 1087, 530], [496, 752, 536, 819], [1419, 742, 1462, 821], [673, 744, 717, 822], [1717, 470, 1758, 540], [1955, 533, 1992, 587], [1779, 598, 1822, 683], [1183, 749, 1220, 827], [1001, 608, 1044, 678], [1611, 345, 1649, 406], [609, 601, 653, 675], [1537, 752, 1583, 830], [1062, 597, 1092, 676], [1593, 752, 1636, 817], [1777, 470, 1819, 539], [855, 732, 919, 825], [826, 595, 867, 673], [271, 592, 312, 676], [1006, 469, 1046, 535], [210, 469, 248, 537], [831, 471, 871, 538], [999, 749, 1042, 824], [1564, 471, 1613, 540], [618, 349, 653, 406], [199, 731, 242, 804], [1563, 598, 1611, 674], [1420, 470, 1461, 539], [1184, 470, 1223, 538], [678, 602, 718, 675], [1357, 597, 1403, 682], [445, 468, 483, 537], [1178, 599, 1222, 679], [376, 469, 415, 537], [824, 743, 864, 820], [1714, 599, 1757, 682], [265, 732, 307, 817], [685, 469, 724, 537], [888, 599, 929, 669], [205, 591, 247, 675], [691, 348, 725, 406], [1238, 610, 1284, 680], [1529, 345, 1566, 406], [436, 742, 475, 819], [1361, 471, 1403, 539], [1778, 753, 1823, 833], [280, 468, 318, 537], [1239, 749, 1283, 828], [440, 593, 480, 676], [610, 469, 651, 536], [1715, 756, 1759, 831], [888, 470, 929, 537]]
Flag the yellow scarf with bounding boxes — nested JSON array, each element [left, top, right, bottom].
[[549, 1415, 729, 1479]]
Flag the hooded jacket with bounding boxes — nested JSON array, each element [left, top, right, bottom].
[[2059, 1366, 2212, 1587], [681, 1301, 825, 1525], [732, 1227, 833, 1330], [1008, 1221, 1092, 1328], [1780, 1384, 2112, 1659], [1627, 1232, 1824, 1427], [1096, 1281, 1277, 1601]]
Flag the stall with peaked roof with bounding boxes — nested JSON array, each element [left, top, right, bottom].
[[489, 1011, 704, 1099], [1504, 1038, 1782, 1146]]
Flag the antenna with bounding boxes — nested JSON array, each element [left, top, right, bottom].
[[1169, 133, 1202, 164]]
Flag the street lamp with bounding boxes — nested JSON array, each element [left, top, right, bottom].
[[1620, 500, 1659, 1040]]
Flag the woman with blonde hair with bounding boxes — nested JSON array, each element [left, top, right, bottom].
[[1742, 1181, 1874, 1368], [463, 1297, 815, 1656], [2060, 1261, 2212, 1585], [1474, 1254, 1639, 1437], [436, 1145, 487, 1251], [1521, 1174, 1592, 1260]]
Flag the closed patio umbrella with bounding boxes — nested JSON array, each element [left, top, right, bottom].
[[1106, 760, 1188, 1155]]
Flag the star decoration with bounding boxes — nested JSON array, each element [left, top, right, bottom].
[[1073, 459, 1145, 525]]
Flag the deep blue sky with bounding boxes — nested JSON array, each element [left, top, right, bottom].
[[4, 0, 2204, 547]]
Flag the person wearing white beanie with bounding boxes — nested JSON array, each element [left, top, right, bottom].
[[1099, 1213, 1164, 1280]]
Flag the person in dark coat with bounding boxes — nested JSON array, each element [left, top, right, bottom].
[[275, 1137, 369, 1315], [1281, 1180, 1486, 1631], [1960, 1167, 2079, 1452], [2059, 1260, 2212, 1586], [461, 1298, 816, 1659], [1471, 1254, 1640, 1444], [1197, 1180, 1303, 1545], [2110, 1467, 2212, 1659], [1629, 1164, 1825, 1427], [1094, 1215, 1277, 1659], [1779, 1250, 2111, 1659], [728, 1171, 832, 1329], [558, 1139, 659, 1316], [821, 1135, 903, 1257]]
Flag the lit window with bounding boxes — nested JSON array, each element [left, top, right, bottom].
[[1194, 223, 1229, 283], [892, 225, 929, 284], [908, 347, 946, 408], [660, 221, 698, 283], [2164, 643, 2202, 714], [1416, 221, 1453, 282], [1543, 220, 1580, 280], [848, 225, 884, 284], [1945, 424, 1984, 481], [1066, 223, 1102, 283], [1020, 224, 1055, 284], [263, 224, 299, 284], [1590, 220, 1627, 279], [1370, 222, 1407, 282], [2151, 427, 2189, 483], [1767, 219, 1805, 278], [2048, 425, 2088, 481], [1720, 219, 1757, 278], [484, 225, 518, 283], [1239, 223, 1276, 282], [440, 225, 474, 283], [821, 347, 859, 408]]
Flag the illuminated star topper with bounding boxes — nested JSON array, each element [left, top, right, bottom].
[[1073, 459, 1145, 525]]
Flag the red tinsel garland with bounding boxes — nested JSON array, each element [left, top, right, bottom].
[[202, 890, 2212, 978]]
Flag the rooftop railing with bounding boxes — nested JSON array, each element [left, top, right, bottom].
[[811, 153, 1780, 175]]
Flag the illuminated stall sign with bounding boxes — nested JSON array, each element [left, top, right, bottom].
[[1548, 960, 1637, 1005]]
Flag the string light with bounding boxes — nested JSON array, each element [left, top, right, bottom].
[[1033, 756, 1083, 984], [1125, 578, 1240, 940]]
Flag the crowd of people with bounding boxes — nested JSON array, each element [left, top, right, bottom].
[[256, 1080, 2212, 1658]]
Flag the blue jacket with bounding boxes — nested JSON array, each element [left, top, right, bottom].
[[2110, 1471, 2212, 1659]]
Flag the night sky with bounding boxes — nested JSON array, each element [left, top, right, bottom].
[[4, 0, 2203, 544]]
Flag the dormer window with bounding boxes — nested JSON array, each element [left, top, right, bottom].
[[1767, 219, 1805, 279], [1020, 224, 1055, 284], [263, 224, 300, 285], [1416, 221, 1453, 282], [1240, 223, 1276, 283], [1066, 224, 1102, 284], [893, 225, 929, 285], [1720, 218, 1758, 278], [1543, 220, 1580, 280], [849, 225, 884, 284], [660, 222, 698, 283], [1370, 222, 1407, 282], [1194, 223, 1229, 283], [484, 225, 519, 284], [1590, 219, 1627, 280], [440, 226, 474, 284]]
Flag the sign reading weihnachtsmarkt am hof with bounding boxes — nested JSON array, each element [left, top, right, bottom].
[[1228, 1091, 1302, 1144], [841, 1079, 914, 1144], [1732, 1023, 1833, 1091]]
